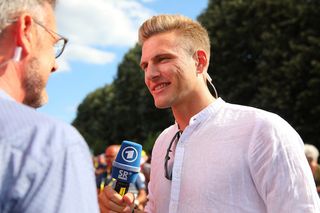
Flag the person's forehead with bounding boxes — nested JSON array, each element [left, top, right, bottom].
[[105, 146, 120, 155], [143, 32, 178, 48], [141, 32, 184, 60]]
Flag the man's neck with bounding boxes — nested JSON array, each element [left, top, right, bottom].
[[0, 62, 25, 103], [172, 93, 215, 131]]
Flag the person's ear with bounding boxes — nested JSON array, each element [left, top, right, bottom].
[[194, 50, 208, 74], [15, 14, 33, 57]]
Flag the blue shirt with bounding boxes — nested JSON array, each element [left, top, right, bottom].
[[0, 91, 99, 213]]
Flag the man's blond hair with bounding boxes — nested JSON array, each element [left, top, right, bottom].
[[138, 14, 210, 58]]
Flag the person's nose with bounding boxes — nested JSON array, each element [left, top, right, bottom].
[[146, 63, 160, 80]]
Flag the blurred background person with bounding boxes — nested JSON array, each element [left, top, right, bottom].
[[95, 153, 107, 193], [96, 145, 119, 194], [304, 144, 320, 196], [140, 150, 151, 194]]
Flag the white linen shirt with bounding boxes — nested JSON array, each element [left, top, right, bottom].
[[145, 98, 320, 213]]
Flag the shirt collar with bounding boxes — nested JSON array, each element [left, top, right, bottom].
[[173, 97, 225, 130], [189, 97, 225, 125], [0, 89, 15, 101]]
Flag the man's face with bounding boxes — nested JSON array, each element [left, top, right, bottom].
[[105, 147, 118, 168], [140, 31, 198, 109], [22, 3, 58, 108]]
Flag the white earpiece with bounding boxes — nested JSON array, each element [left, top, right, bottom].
[[206, 72, 212, 82], [13, 46, 22, 62], [206, 73, 219, 98]]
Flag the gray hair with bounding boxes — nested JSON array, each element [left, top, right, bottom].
[[0, 0, 56, 32], [304, 144, 319, 162]]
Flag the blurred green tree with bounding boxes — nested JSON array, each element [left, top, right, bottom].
[[199, 0, 320, 149]]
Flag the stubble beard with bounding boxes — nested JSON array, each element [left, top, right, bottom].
[[22, 57, 48, 108]]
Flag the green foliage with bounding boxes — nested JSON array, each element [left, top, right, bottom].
[[198, 0, 320, 147], [73, 45, 173, 155], [73, 85, 117, 153]]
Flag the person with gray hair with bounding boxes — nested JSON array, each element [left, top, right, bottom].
[[98, 14, 320, 213], [305, 144, 319, 162], [304, 144, 320, 195], [0, 1, 99, 212]]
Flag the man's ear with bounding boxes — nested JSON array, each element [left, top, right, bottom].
[[194, 50, 208, 74], [15, 14, 33, 56]]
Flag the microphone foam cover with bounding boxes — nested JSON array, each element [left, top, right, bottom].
[[112, 140, 142, 183]]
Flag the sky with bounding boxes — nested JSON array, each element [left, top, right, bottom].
[[38, 0, 209, 123]]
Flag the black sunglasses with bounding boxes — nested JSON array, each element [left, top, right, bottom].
[[164, 130, 182, 180]]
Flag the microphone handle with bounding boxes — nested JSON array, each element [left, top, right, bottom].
[[114, 180, 130, 196]]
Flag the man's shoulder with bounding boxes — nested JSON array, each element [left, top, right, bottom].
[[0, 97, 86, 156], [223, 101, 287, 127], [1, 97, 76, 132], [151, 124, 176, 156], [155, 124, 176, 142], [215, 101, 301, 143]]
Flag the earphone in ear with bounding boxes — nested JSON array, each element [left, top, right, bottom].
[[206, 72, 212, 82], [13, 46, 22, 62], [206, 73, 219, 98]]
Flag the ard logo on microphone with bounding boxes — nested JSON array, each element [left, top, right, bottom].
[[117, 146, 139, 181], [121, 146, 139, 163]]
